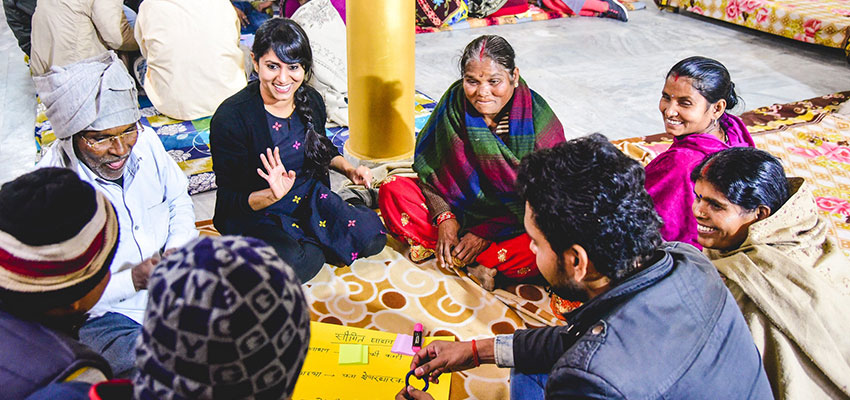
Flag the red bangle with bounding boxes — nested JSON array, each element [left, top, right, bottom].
[[471, 339, 480, 367], [436, 211, 456, 225]]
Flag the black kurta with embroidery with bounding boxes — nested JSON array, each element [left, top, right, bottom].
[[210, 81, 384, 264]]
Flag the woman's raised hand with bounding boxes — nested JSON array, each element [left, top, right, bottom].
[[257, 147, 296, 200]]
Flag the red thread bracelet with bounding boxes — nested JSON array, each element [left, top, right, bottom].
[[471, 339, 480, 367]]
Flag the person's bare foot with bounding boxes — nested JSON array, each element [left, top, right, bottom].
[[467, 264, 498, 291]]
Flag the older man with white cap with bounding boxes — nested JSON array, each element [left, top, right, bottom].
[[34, 51, 198, 377]]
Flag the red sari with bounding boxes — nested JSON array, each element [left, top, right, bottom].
[[379, 176, 538, 279]]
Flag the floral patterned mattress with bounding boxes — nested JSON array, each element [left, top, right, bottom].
[[656, 0, 850, 56], [191, 225, 566, 400]]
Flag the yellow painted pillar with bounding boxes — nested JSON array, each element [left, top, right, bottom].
[[344, 0, 415, 161]]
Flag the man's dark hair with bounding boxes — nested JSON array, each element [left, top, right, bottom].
[[516, 133, 663, 282]]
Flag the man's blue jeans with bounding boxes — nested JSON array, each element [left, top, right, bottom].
[[79, 312, 141, 378], [510, 369, 547, 399]]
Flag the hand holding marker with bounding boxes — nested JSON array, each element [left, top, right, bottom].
[[406, 323, 429, 393]]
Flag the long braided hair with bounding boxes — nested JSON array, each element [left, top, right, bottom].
[[252, 18, 337, 177]]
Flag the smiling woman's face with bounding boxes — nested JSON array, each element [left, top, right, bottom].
[[253, 49, 305, 107], [692, 179, 761, 250], [462, 57, 518, 121], [658, 76, 724, 137]]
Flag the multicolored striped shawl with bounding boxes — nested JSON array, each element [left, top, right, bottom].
[[413, 78, 565, 241]]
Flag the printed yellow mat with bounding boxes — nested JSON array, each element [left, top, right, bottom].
[[194, 220, 562, 400], [656, 0, 850, 57]]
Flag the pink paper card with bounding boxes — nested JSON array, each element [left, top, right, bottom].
[[391, 334, 416, 356]]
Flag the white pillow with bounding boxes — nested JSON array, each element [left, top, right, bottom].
[[292, 0, 349, 126]]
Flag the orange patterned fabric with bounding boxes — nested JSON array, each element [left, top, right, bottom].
[[192, 220, 565, 399], [303, 246, 563, 399]]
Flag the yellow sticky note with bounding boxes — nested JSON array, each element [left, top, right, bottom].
[[339, 344, 363, 365], [361, 345, 369, 365]]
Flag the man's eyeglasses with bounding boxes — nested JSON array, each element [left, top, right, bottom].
[[82, 122, 141, 151]]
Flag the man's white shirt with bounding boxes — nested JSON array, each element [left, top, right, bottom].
[[37, 126, 198, 323]]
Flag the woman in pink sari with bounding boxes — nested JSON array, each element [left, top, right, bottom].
[[645, 56, 754, 248]]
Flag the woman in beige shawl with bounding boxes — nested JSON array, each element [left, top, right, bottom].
[[691, 147, 850, 399]]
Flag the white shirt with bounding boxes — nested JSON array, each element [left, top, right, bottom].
[[30, 0, 138, 76], [37, 126, 198, 323], [134, 0, 247, 120]]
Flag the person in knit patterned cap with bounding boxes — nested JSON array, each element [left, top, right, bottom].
[[134, 235, 311, 400], [0, 167, 119, 399]]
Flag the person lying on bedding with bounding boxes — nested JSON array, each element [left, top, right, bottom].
[[0, 168, 117, 399], [692, 147, 850, 399], [378, 34, 565, 291], [466, 0, 628, 22], [644, 56, 754, 249], [34, 51, 198, 378], [396, 134, 772, 400]]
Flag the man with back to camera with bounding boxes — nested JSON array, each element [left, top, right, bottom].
[[0, 168, 118, 398], [396, 133, 772, 399]]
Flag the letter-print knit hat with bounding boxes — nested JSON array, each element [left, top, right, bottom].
[[0, 168, 118, 312], [135, 236, 311, 400]]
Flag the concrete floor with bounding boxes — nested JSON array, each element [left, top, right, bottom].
[[0, 4, 36, 187], [2, 6, 849, 219], [414, 9, 850, 140]]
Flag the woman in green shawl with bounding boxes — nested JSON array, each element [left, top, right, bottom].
[[378, 35, 565, 289]]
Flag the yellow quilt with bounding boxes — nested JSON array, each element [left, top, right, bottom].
[[656, 0, 850, 57]]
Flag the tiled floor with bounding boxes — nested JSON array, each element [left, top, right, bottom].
[[2, 6, 850, 219]]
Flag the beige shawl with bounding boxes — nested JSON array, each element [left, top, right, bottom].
[[705, 178, 850, 399]]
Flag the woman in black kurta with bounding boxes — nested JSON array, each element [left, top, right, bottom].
[[210, 18, 385, 283]]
